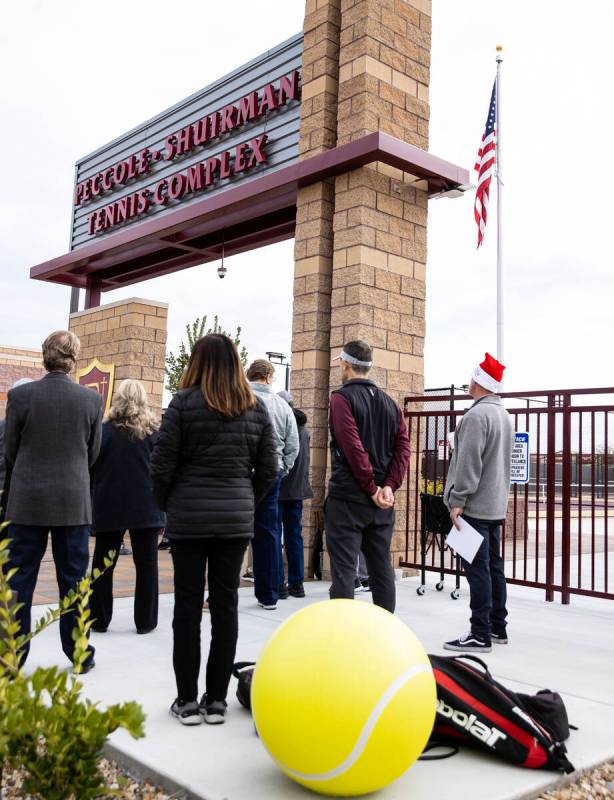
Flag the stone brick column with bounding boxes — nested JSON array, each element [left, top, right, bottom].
[[0, 346, 45, 417], [291, 0, 341, 569], [69, 298, 168, 415], [330, 0, 431, 568]]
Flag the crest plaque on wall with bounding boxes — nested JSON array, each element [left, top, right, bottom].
[[75, 358, 115, 415]]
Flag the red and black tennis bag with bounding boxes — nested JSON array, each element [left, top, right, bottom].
[[428, 654, 575, 773]]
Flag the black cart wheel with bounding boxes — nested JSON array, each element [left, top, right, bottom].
[[450, 589, 460, 600], [417, 586, 426, 596], [436, 582, 444, 591]]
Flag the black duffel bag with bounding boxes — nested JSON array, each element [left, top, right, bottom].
[[233, 661, 256, 711]]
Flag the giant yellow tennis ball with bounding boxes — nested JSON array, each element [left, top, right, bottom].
[[251, 600, 436, 796]]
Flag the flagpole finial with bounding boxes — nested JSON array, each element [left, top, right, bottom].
[[496, 45, 503, 62]]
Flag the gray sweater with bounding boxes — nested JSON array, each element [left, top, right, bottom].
[[444, 395, 514, 520], [250, 383, 299, 475]]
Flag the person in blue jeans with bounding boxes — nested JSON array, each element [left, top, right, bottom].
[[443, 353, 514, 653], [4, 330, 102, 670], [247, 361, 298, 611], [276, 391, 313, 599]]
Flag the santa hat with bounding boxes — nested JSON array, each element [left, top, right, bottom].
[[472, 352, 505, 392]]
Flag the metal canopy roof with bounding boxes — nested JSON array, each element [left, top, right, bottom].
[[30, 132, 469, 301]]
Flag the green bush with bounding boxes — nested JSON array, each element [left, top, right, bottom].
[[0, 527, 145, 799], [165, 313, 248, 394]]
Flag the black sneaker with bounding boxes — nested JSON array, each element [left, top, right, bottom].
[[277, 583, 289, 600], [360, 579, 371, 592], [443, 631, 492, 653], [199, 695, 227, 725], [491, 631, 509, 645], [242, 569, 254, 582], [354, 577, 365, 594], [158, 537, 170, 551], [119, 542, 132, 556], [288, 582, 305, 598], [170, 699, 202, 726]]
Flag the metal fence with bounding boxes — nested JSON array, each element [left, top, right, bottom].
[[401, 387, 614, 604]]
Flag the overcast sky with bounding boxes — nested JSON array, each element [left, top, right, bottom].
[[0, 1, 611, 397]]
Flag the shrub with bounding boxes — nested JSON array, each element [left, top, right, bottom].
[[0, 528, 145, 799]]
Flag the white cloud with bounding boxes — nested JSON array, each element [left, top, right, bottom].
[[0, 0, 612, 399]]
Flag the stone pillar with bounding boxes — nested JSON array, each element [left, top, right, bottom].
[[291, 0, 341, 570], [69, 297, 168, 414], [0, 346, 45, 417], [329, 0, 431, 567], [294, 0, 432, 574]]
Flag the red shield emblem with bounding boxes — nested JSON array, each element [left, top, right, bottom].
[[75, 358, 115, 415]]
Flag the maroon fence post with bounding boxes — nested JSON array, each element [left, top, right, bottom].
[[561, 393, 572, 604], [545, 395, 557, 602]]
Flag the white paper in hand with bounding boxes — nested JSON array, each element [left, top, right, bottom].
[[446, 518, 484, 564]]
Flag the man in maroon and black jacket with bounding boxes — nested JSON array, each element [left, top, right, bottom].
[[325, 340, 410, 613]]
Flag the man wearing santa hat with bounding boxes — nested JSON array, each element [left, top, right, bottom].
[[443, 353, 514, 653]]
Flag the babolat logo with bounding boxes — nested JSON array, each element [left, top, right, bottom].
[[437, 700, 507, 747]]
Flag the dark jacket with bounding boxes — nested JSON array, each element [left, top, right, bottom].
[[150, 387, 278, 539], [279, 409, 314, 502], [4, 372, 103, 526], [328, 379, 410, 505], [91, 421, 166, 532], [0, 420, 6, 515]]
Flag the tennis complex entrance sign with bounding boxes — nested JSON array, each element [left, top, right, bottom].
[[29, 0, 469, 571]]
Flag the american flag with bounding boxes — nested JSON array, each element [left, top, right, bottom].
[[474, 81, 497, 248]]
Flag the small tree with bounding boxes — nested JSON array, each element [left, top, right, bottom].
[[165, 314, 248, 395], [0, 530, 145, 799]]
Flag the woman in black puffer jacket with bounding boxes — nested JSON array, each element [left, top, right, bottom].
[[151, 334, 277, 726]]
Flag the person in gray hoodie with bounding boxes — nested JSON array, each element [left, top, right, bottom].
[[247, 360, 298, 610], [443, 353, 514, 653]]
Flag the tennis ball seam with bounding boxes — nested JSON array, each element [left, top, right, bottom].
[[272, 663, 432, 782]]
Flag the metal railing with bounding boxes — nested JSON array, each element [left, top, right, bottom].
[[401, 387, 614, 604]]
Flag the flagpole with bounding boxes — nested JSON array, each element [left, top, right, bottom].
[[495, 45, 504, 363]]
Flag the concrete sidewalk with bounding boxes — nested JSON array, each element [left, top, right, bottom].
[[28, 577, 614, 800]]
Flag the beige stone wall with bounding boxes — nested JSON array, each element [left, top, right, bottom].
[[69, 298, 168, 415], [293, 0, 431, 572], [0, 346, 45, 417]]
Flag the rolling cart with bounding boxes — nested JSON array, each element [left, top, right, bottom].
[[416, 492, 461, 599]]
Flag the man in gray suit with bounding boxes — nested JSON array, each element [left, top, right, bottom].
[[1, 378, 34, 518], [4, 331, 103, 669]]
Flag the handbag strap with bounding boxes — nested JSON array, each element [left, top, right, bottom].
[[232, 661, 256, 678], [419, 741, 459, 761]]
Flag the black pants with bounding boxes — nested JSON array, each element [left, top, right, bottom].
[[325, 496, 396, 613], [461, 515, 508, 642], [171, 537, 248, 703], [90, 528, 159, 632], [7, 524, 94, 666]]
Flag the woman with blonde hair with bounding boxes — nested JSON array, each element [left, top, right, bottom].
[[151, 334, 278, 726], [90, 379, 165, 635]]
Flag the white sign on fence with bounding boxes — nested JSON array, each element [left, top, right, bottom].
[[511, 432, 530, 484]]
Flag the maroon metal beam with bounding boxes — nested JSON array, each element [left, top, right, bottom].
[[30, 132, 469, 292]]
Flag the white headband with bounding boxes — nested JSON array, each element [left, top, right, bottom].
[[339, 350, 373, 368]]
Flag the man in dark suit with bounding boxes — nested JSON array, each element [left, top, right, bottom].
[[4, 330, 103, 669], [1, 379, 35, 519]]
